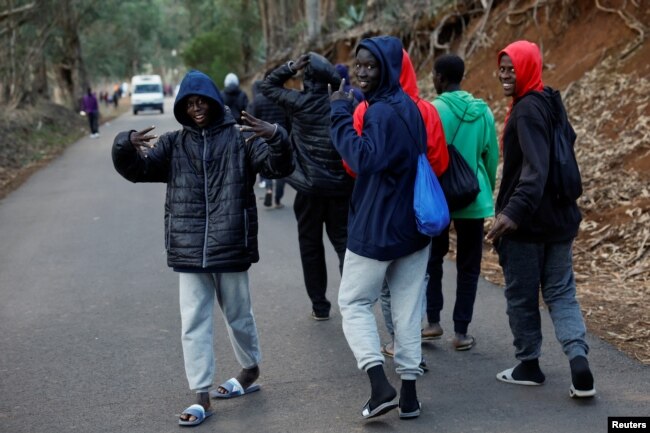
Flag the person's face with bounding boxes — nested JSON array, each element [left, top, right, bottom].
[[354, 48, 380, 94], [185, 95, 214, 128], [498, 54, 516, 97]]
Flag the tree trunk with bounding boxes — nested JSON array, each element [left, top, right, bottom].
[[305, 0, 320, 45], [259, 0, 305, 60], [54, 1, 88, 110], [241, 0, 253, 73]]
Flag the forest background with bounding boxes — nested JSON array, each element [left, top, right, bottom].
[[0, 0, 648, 364]]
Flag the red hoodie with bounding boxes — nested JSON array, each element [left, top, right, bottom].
[[342, 49, 449, 177], [498, 40, 545, 145]]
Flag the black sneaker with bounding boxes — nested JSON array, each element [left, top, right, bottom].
[[311, 311, 330, 321], [419, 357, 428, 372], [569, 356, 596, 398], [263, 192, 272, 207]]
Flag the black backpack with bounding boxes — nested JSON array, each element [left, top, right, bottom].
[[531, 88, 583, 203]]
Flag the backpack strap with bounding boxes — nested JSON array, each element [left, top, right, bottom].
[[448, 105, 469, 146]]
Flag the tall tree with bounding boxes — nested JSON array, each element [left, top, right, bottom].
[[306, 0, 320, 44]]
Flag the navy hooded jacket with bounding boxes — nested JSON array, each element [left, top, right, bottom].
[[112, 70, 293, 270], [330, 36, 431, 260]]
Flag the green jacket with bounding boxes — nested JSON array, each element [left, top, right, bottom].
[[433, 90, 499, 219]]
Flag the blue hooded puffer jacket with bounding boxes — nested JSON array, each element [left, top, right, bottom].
[[330, 36, 431, 260], [260, 52, 353, 197], [112, 70, 293, 270]]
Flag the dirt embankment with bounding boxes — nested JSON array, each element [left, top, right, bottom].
[[433, 0, 650, 363]]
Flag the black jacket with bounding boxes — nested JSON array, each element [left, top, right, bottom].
[[248, 80, 289, 130], [260, 54, 353, 197], [222, 84, 249, 124], [112, 70, 293, 270], [496, 88, 581, 243]]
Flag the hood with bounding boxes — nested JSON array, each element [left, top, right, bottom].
[[498, 40, 544, 99], [223, 83, 242, 95], [356, 36, 403, 103], [303, 52, 341, 93], [400, 49, 419, 99], [436, 90, 489, 122], [224, 72, 239, 87], [335, 64, 350, 82], [173, 70, 225, 127], [335, 64, 352, 90]]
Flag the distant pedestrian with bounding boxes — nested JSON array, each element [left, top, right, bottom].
[[111, 69, 293, 427], [330, 36, 433, 420], [260, 52, 353, 321], [487, 40, 595, 398], [81, 87, 100, 138], [422, 54, 499, 351], [222, 72, 249, 124], [112, 84, 120, 108]]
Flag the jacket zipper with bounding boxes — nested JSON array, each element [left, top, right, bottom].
[[202, 129, 209, 268], [166, 214, 172, 250]]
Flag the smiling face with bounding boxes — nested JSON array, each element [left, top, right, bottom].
[[185, 95, 214, 128], [498, 54, 516, 97], [354, 48, 380, 95]]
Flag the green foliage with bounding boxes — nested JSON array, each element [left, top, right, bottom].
[[180, 0, 262, 85], [181, 30, 243, 85], [80, 0, 187, 78], [338, 4, 365, 29]]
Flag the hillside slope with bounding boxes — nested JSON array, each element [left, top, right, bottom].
[[325, 0, 649, 363], [422, 0, 650, 363]]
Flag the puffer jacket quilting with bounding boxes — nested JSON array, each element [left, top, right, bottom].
[[260, 59, 353, 197], [112, 70, 292, 269]]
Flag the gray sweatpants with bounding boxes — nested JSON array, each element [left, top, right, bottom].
[[179, 271, 262, 392], [338, 245, 430, 380]]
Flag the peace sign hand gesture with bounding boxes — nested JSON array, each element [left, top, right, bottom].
[[329, 78, 354, 103], [129, 126, 158, 156], [238, 111, 278, 143]]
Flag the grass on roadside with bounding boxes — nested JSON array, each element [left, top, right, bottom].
[[0, 100, 129, 200]]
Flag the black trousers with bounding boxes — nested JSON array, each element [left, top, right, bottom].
[[426, 218, 484, 334], [293, 192, 349, 315], [87, 111, 99, 134]]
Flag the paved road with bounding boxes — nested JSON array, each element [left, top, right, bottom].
[[0, 100, 648, 433]]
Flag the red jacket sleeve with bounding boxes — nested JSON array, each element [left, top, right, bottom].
[[417, 99, 449, 176], [340, 101, 370, 178]]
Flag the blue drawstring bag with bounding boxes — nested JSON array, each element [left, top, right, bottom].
[[414, 153, 450, 237], [388, 98, 450, 237]]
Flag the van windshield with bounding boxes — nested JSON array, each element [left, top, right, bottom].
[[134, 84, 162, 93]]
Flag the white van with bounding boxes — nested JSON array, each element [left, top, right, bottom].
[[131, 74, 164, 115]]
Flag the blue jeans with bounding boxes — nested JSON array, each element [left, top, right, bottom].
[[179, 272, 262, 392], [339, 245, 429, 380], [496, 238, 589, 361], [274, 178, 285, 205]]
